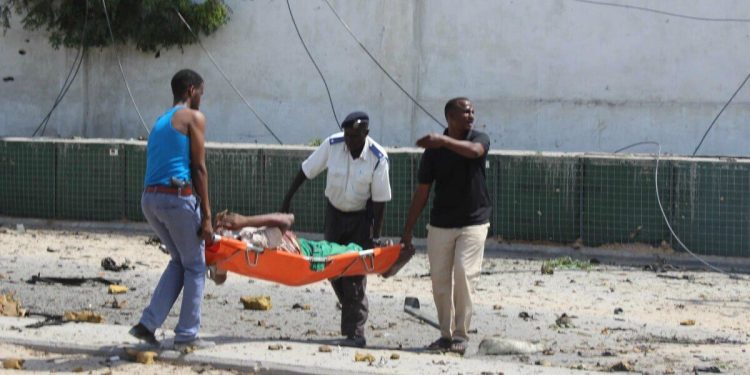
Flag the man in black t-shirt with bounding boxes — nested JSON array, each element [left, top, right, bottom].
[[400, 97, 491, 355]]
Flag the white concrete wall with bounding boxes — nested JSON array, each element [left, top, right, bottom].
[[1, 0, 750, 155]]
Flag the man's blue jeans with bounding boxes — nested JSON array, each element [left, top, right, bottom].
[[139, 191, 206, 342]]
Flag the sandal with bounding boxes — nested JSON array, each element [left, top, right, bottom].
[[426, 337, 452, 351], [450, 339, 467, 355]]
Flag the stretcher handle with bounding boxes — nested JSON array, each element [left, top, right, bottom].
[[359, 249, 375, 272], [244, 243, 264, 267]]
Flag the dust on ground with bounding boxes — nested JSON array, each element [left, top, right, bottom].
[[0, 226, 749, 374]]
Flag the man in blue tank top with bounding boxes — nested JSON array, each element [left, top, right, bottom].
[[129, 69, 214, 351]]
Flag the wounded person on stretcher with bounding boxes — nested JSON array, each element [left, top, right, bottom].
[[210, 211, 366, 283], [214, 211, 365, 256]]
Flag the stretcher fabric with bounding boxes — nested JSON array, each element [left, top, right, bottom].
[[205, 236, 401, 286]]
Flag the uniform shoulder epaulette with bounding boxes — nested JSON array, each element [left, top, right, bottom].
[[369, 144, 385, 160], [329, 136, 345, 145]]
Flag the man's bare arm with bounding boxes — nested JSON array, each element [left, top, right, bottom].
[[400, 183, 431, 247], [280, 169, 308, 212], [187, 110, 213, 244], [416, 134, 486, 159]]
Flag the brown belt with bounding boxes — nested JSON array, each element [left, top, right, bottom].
[[144, 185, 193, 196]]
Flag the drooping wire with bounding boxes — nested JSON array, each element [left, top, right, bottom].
[[101, 0, 149, 135], [573, 0, 750, 23], [321, 0, 446, 129], [175, 9, 283, 144], [615, 141, 747, 280], [32, 0, 89, 137], [692, 72, 750, 156], [286, 0, 340, 130]]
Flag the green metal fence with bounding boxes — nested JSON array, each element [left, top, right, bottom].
[[1, 138, 748, 257]]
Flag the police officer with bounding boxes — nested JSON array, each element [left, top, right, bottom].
[[281, 111, 391, 348]]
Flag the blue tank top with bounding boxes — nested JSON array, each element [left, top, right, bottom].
[[144, 106, 191, 187]]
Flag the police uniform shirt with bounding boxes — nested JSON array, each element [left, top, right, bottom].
[[302, 132, 392, 212]]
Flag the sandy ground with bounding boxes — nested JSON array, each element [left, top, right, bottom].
[[0, 225, 749, 374]]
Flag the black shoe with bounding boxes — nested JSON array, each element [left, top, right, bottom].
[[129, 323, 158, 345], [337, 335, 366, 348]]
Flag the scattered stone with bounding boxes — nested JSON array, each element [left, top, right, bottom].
[[535, 360, 552, 367], [319, 345, 332, 353], [602, 350, 616, 357], [108, 284, 128, 294], [542, 348, 555, 355], [72, 366, 84, 372], [268, 344, 283, 351], [477, 337, 544, 355], [614, 307, 624, 315], [0, 293, 25, 317], [354, 352, 376, 363], [241, 295, 272, 310], [534, 280, 544, 287], [493, 304, 503, 310], [3, 77, 15, 82], [680, 319, 696, 326], [541, 263, 554, 275], [518, 311, 532, 321], [286, 346, 292, 350], [63, 310, 104, 323], [46, 247, 59, 253], [103, 297, 127, 309], [589, 258, 601, 265], [102, 257, 132, 272], [292, 303, 311, 310], [18, 49, 26, 55], [304, 329, 318, 335], [468, 328, 478, 334], [555, 313, 574, 328], [135, 351, 157, 365], [2, 358, 24, 369], [390, 353, 400, 360], [609, 361, 634, 372]]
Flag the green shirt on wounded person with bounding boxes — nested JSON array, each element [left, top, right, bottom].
[[297, 239, 363, 271]]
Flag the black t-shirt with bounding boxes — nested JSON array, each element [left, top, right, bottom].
[[417, 129, 492, 228]]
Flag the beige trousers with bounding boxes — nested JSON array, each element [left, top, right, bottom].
[[426, 223, 490, 341]]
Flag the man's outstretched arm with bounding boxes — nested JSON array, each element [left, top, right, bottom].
[[280, 168, 308, 212], [216, 212, 294, 231], [400, 183, 431, 248]]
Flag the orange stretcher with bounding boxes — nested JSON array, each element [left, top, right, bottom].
[[205, 235, 402, 286]]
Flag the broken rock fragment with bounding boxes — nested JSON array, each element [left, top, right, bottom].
[[241, 295, 272, 310], [2, 359, 24, 369], [108, 284, 128, 294], [0, 293, 25, 317], [63, 310, 104, 323], [354, 352, 376, 363], [477, 337, 544, 355]]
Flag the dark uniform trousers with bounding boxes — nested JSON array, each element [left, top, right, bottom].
[[324, 201, 373, 338]]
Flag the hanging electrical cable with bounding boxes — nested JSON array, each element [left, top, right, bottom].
[[287, 0, 340, 130], [321, 0, 446, 129], [615, 141, 747, 281], [175, 9, 283, 145], [573, 0, 750, 23], [32, 0, 90, 138], [692, 72, 750, 156], [101, 0, 150, 135]]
